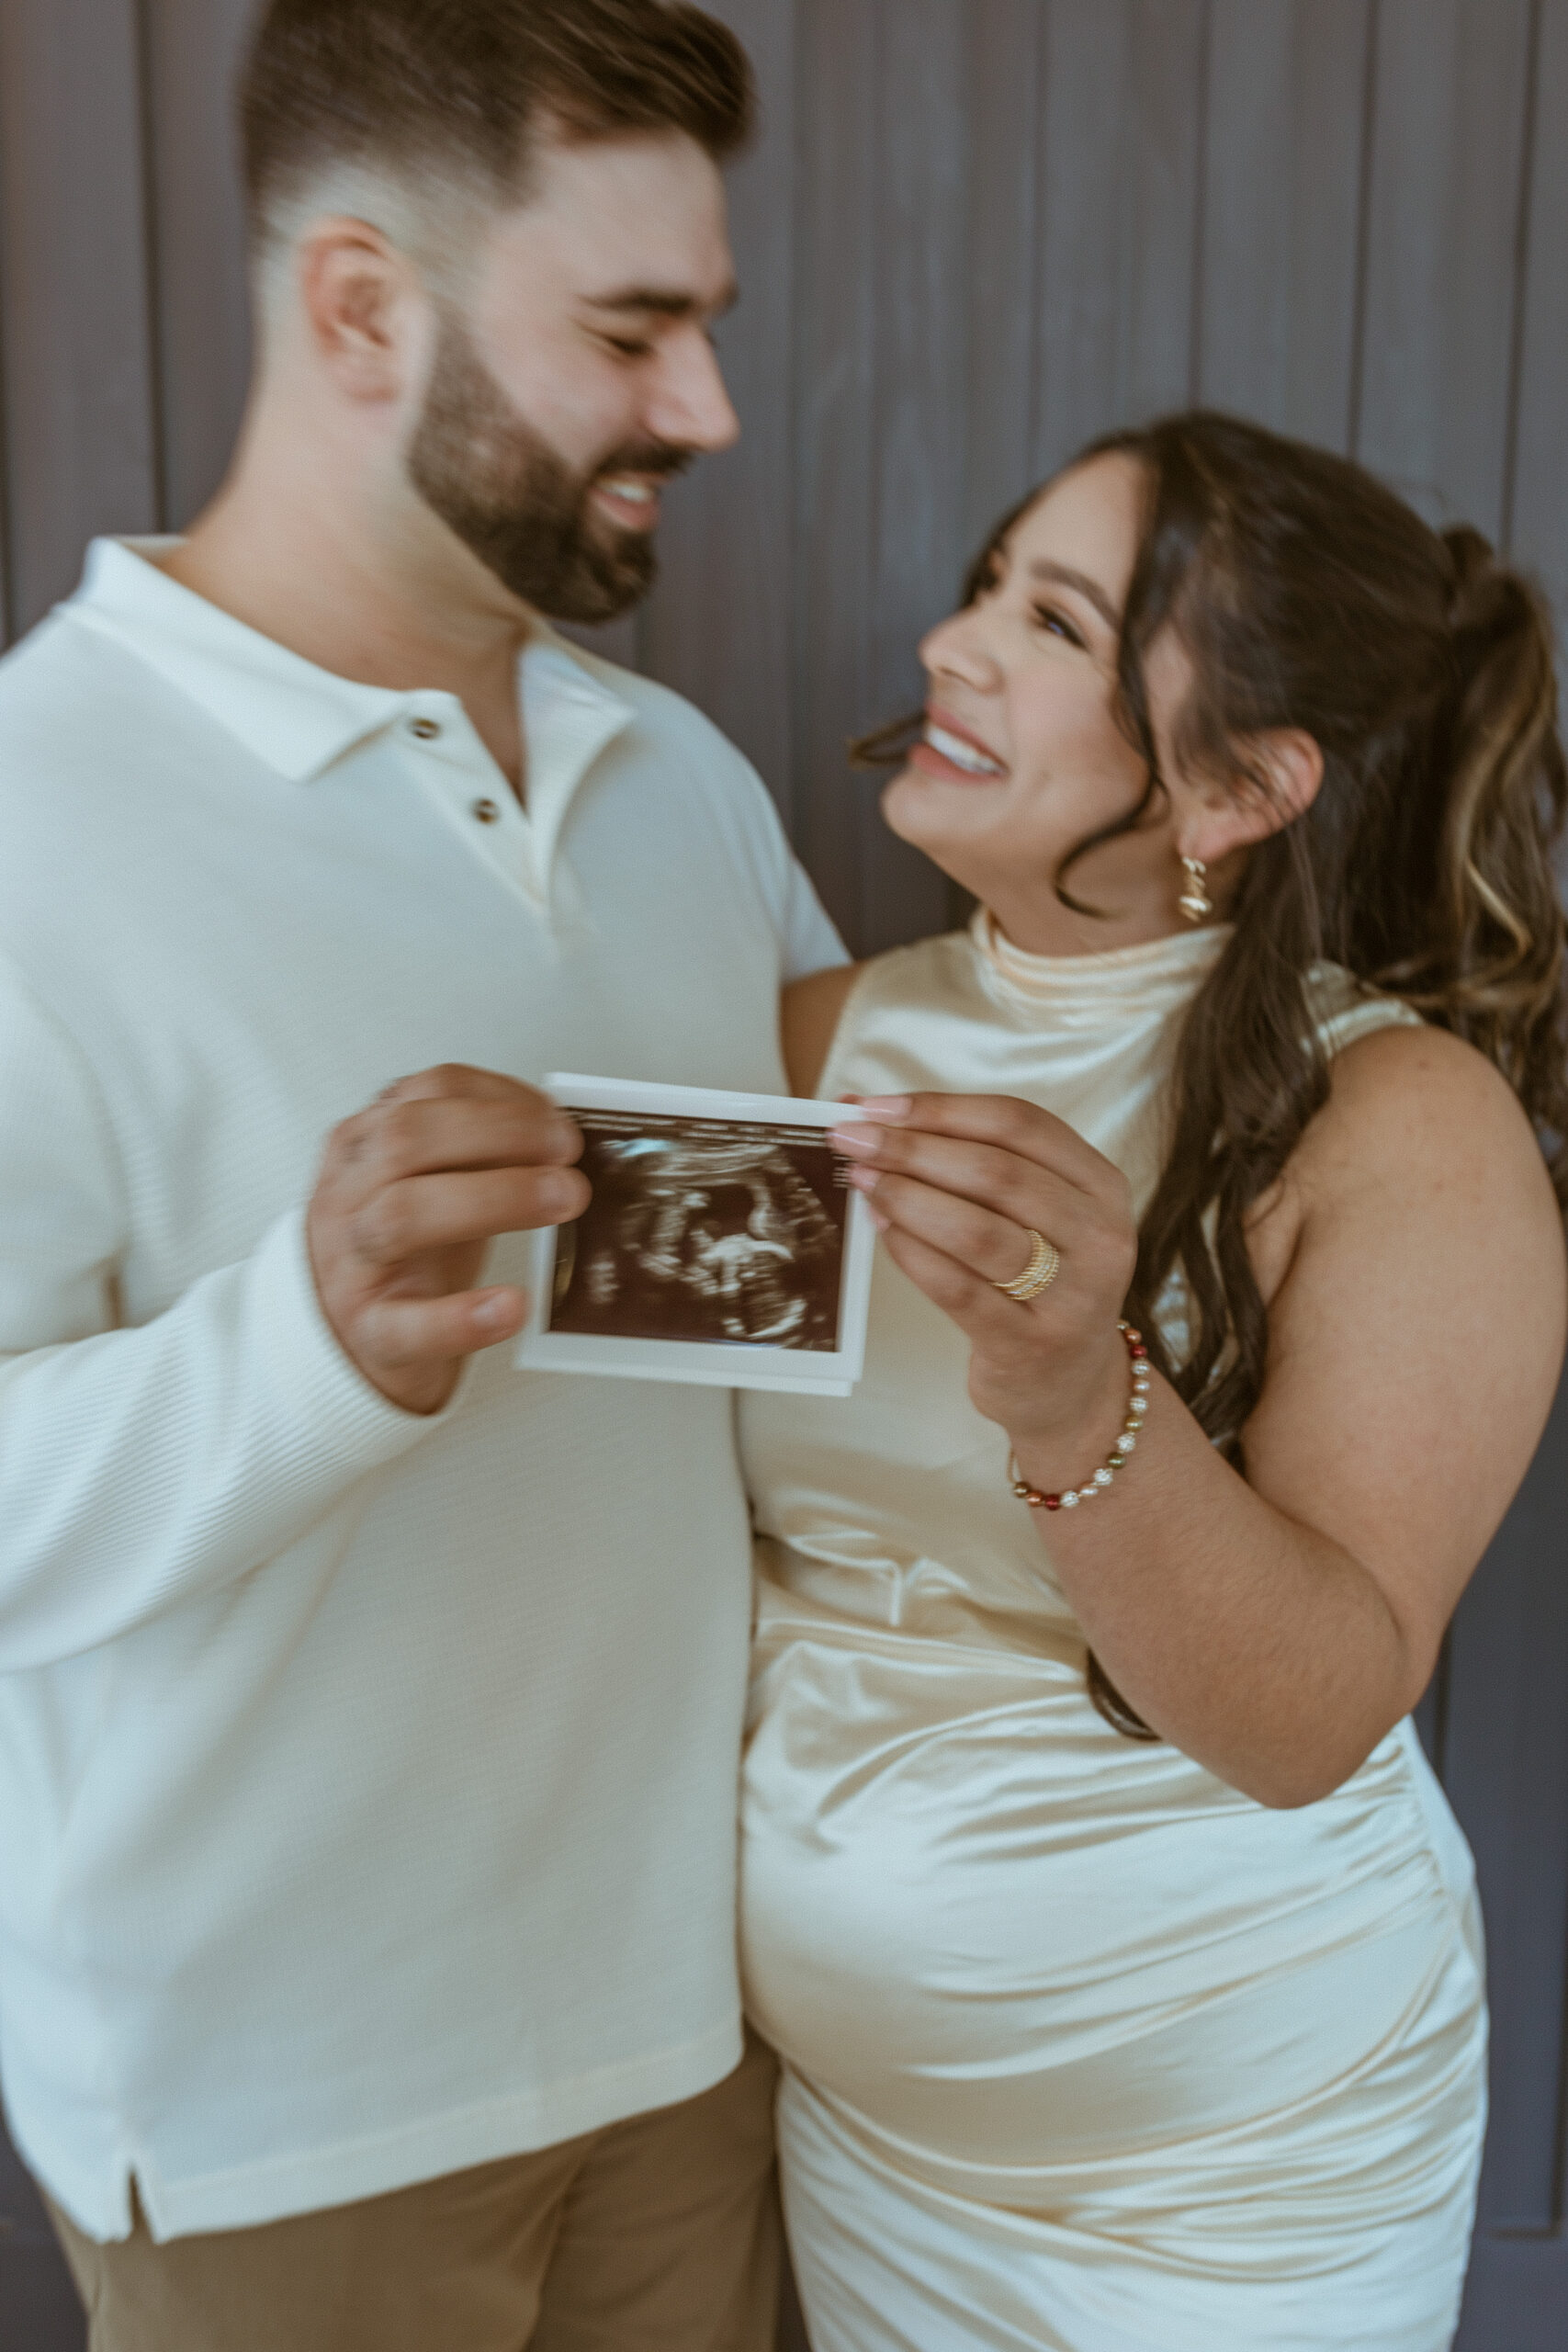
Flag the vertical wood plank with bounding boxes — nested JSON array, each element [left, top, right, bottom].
[[861, 0, 969, 955], [1457, 2231, 1568, 2352], [139, 0, 256, 532], [1506, 0, 1567, 625], [964, 0, 1046, 552], [1442, 1375, 1568, 2234], [640, 0, 799, 822], [1032, 0, 1209, 483], [1200, 0, 1372, 447], [136, 0, 658, 628], [0, 0, 161, 634], [791, 0, 881, 946], [1355, 0, 1534, 535]]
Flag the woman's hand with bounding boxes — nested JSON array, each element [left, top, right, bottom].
[[830, 1092, 1139, 1476]]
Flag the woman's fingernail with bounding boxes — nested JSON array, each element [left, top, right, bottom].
[[829, 1125, 881, 1158], [854, 1095, 912, 1122], [868, 1204, 891, 1232], [476, 1290, 523, 1333], [846, 1165, 880, 1194]]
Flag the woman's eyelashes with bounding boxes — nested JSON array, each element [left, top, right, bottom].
[[1032, 602, 1088, 649]]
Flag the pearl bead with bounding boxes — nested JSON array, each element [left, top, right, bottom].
[[1118, 1432, 1136, 1452], [1061, 1490, 1080, 1508], [1093, 1468, 1113, 1487], [1129, 1396, 1148, 1418]]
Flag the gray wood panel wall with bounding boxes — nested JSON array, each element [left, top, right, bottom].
[[0, 6, 1564, 2348]]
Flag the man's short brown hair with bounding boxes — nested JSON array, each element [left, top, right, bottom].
[[240, 0, 756, 251]]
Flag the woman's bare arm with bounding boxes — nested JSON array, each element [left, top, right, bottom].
[[831, 1024, 1566, 1805], [782, 965, 863, 1097]]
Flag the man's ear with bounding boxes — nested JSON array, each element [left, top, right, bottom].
[[296, 217, 422, 402], [1177, 729, 1325, 865]]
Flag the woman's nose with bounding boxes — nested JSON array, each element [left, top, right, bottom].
[[920, 607, 1000, 692]]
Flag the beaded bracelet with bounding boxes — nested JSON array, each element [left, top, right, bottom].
[[1010, 1322, 1151, 1512]]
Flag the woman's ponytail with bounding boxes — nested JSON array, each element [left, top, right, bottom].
[[1378, 525, 1568, 1202]]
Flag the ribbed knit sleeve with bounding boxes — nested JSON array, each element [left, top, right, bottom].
[[0, 961, 437, 1669]]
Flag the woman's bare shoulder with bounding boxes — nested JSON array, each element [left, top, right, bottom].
[[1278, 1019, 1566, 1339], [782, 963, 867, 1097], [1247, 1019, 1563, 1307], [1306, 1019, 1554, 1204]]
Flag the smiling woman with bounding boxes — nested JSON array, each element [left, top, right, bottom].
[[739, 409, 1568, 2352], [886, 456, 1160, 952]]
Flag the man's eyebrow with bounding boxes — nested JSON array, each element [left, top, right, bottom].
[[583, 282, 740, 320], [1028, 559, 1120, 632]]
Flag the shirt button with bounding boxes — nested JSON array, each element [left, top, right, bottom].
[[471, 797, 501, 825], [409, 717, 442, 742]]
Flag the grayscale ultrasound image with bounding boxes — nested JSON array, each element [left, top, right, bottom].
[[548, 1109, 851, 1350]]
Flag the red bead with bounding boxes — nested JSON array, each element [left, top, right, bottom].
[[1043, 1495, 1062, 1510]]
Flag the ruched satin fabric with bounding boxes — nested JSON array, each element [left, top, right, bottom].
[[739, 917, 1486, 2350]]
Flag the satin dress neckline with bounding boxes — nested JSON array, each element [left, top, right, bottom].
[[971, 905, 1234, 1021]]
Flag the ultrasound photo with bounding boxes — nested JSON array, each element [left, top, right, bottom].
[[548, 1108, 852, 1351]]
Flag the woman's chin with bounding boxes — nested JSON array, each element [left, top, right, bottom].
[[881, 767, 1000, 880], [879, 780, 1001, 908]]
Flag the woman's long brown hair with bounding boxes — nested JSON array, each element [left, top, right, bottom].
[[860, 411, 1568, 1741]]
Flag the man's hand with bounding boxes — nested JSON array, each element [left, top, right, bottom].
[[307, 1067, 589, 1415]]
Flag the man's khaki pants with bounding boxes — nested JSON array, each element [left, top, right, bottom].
[[47, 2036, 782, 2352]]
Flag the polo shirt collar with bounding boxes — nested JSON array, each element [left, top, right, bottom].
[[62, 539, 634, 820], [66, 539, 415, 783]]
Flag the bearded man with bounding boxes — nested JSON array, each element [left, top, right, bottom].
[[0, 6, 842, 2347]]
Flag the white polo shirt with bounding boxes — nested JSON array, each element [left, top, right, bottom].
[[0, 539, 843, 2241]]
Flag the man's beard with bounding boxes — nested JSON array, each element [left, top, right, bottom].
[[407, 310, 690, 624]]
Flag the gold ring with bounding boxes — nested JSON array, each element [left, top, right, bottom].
[[992, 1229, 1061, 1304]]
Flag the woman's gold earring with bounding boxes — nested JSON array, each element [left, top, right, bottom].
[[1178, 856, 1212, 923]]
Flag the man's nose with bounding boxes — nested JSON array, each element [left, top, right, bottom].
[[649, 327, 741, 454]]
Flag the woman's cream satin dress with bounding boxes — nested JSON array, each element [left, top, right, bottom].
[[739, 917, 1486, 2352]]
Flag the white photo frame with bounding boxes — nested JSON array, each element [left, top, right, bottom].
[[514, 1072, 876, 1396]]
